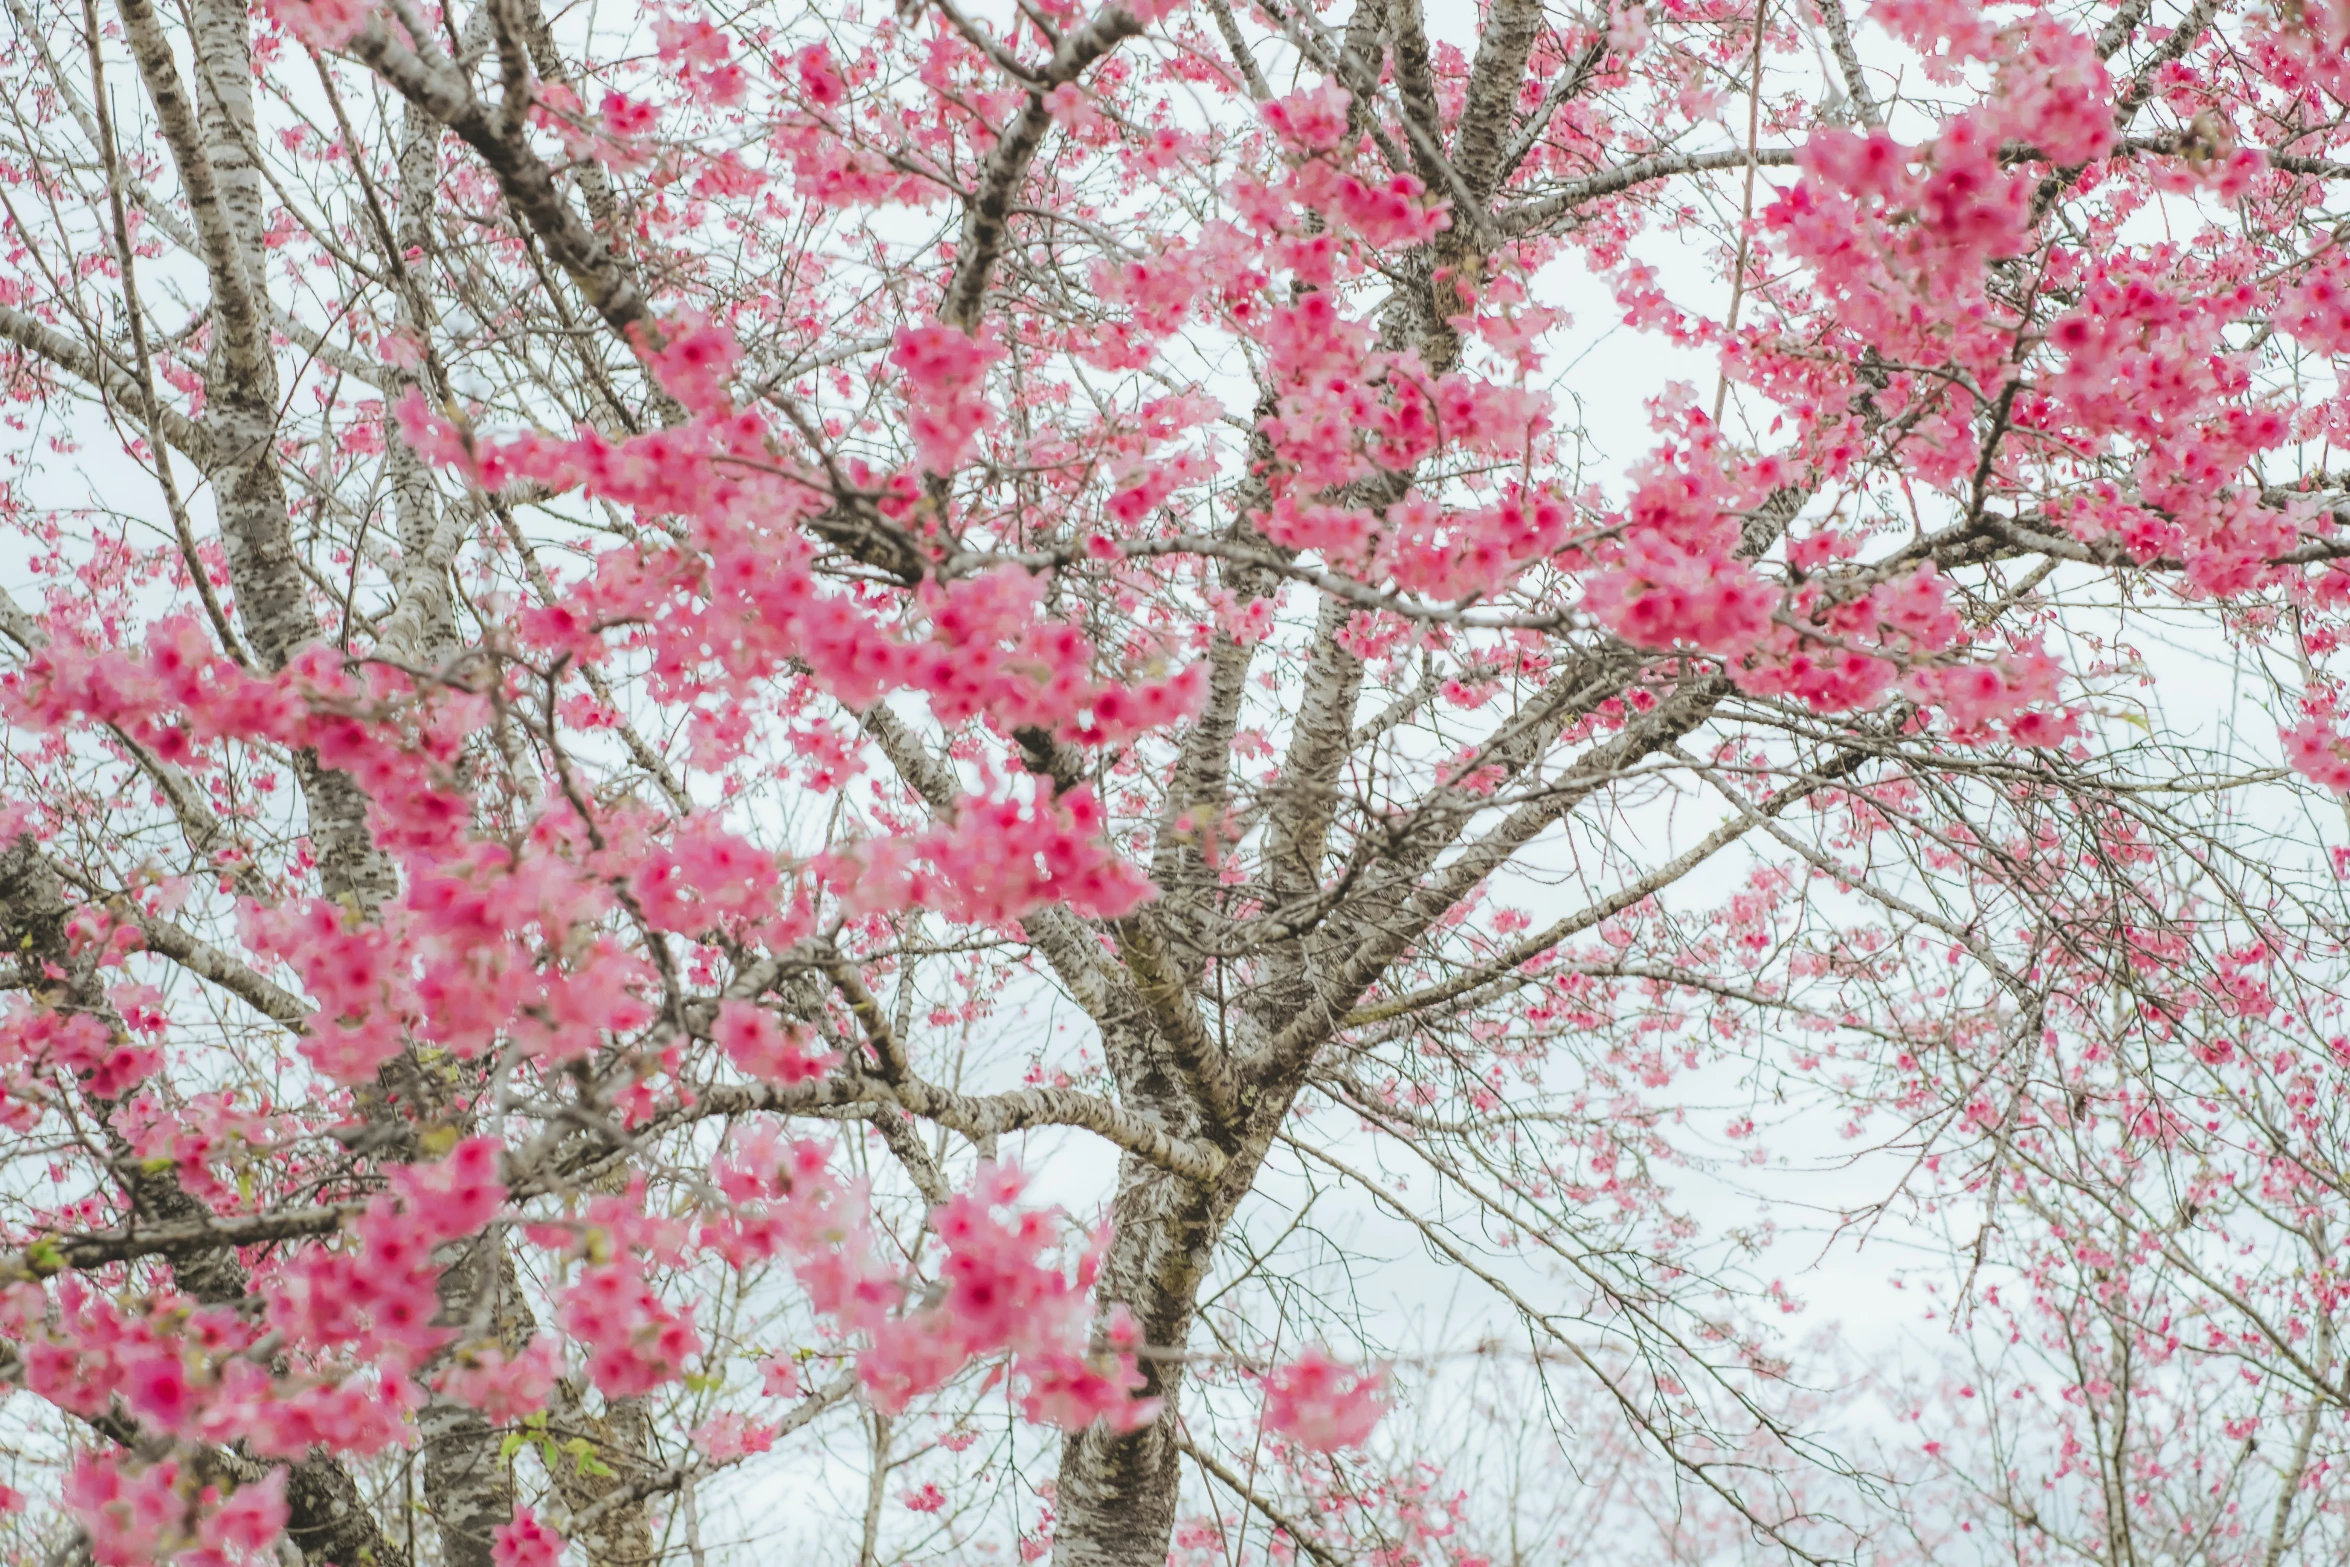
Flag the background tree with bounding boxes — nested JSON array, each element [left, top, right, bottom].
[[1, 0, 2349, 1564]]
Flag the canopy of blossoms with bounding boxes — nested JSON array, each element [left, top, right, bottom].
[[2, 0, 2350, 1565]]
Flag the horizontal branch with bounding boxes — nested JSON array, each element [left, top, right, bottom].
[[0, 305, 213, 462], [9, 1034, 1207, 1282], [1502, 148, 1799, 235], [712, 1072, 1230, 1184], [1974, 511, 2350, 573], [1111, 912, 1244, 1132], [5, 1200, 367, 1279], [1495, 132, 2350, 246], [132, 914, 310, 1030]]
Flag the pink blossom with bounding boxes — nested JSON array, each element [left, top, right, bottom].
[[1987, 21, 2114, 165], [791, 44, 847, 109], [436, 1339, 562, 1424], [2285, 718, 2350, 792], [12, 3, 2350, 1559], [1261, 83, 1352, 154], [1044, 83, 1107, 139], [559, 1262, 704, 1397], [124, 1350, 200, 1434], [1261, 1348, 1390, 1451], [198, 1471, 287, 1562], [644, 315, 741, 415], [1905, 646, 2068, 740], [715, 1001, 836, 1084], [758, 1354, 802, 1398], [389, 1135, 506, 1242], [491, 1508, 566, 1567], [1582, 537, 1775, 655], [691, 1410, 777, 1463], [266, 0, 371, 47], [825, 786, 1153, 926], [62, 1452, 182, 1567], [600, 90, 657, 137], [651, 12, 746, 105], [892, 325, 1000, 473]]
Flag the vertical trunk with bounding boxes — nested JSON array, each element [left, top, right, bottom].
[[157, 0, 397, 906], [186, 0, 269, 276], [1052, 1115, 1285, 1567], [181, 0, 301, 670], [417, 1391, 515, 1567], [418, 1238, 530, 1567], [857, 1411, 894, 1567], [1051, 1159, 1221, 1567], [375, 106, 459, 673], [544, 1390, 660, 1567]]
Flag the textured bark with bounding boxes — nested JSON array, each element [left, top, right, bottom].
[[280, 1461, 398, 1567], [352, 912, 521, 1567], [1050, 1161, 1228, 1567], [346, 16, 654, 347], [1385, 0, 1450, 194], [514, 0, 622, 239], [1256, 595, 1364, 1005], [1813, 0, 1883, 126], [0, 303, 214, 461], [1144, 407, 1284, 978], [1038, 33, 1803, 1564], [116, 0, 396, 907], [545, 1389, 660, 1567], [1055, 1093, 1305, 1567], [1064, 699, 1765, 1561], [186, 0, 270, 285], [1447, 0, 1546, 206], [374, 105, 459, 673], [538, 1159, 659, 1567], [96, 19, 409, 1551], [418, 1239, 530, 1567]]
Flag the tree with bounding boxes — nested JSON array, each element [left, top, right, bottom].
[[4, 0, 2350, 1561]]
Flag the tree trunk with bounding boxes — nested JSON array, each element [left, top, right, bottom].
[[1053, 1102, 1290, 1567], [1051, 1159, 1215, 1567]]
